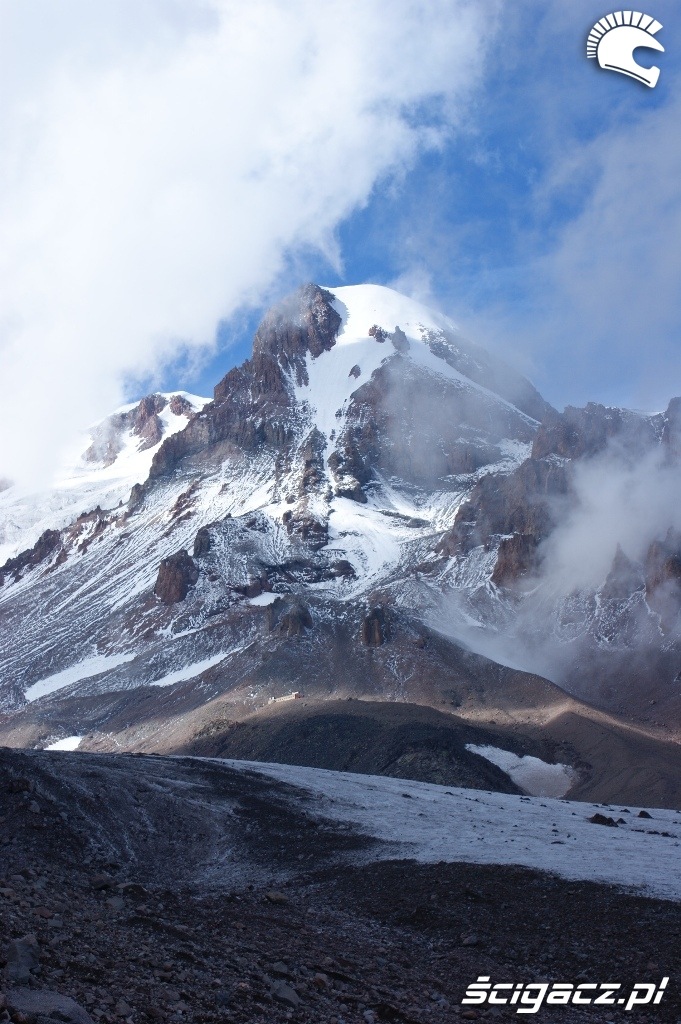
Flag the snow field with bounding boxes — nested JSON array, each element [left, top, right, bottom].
[[45, 736, 83, 751], [465, 744, 578, 798], [222, 760, 681, 901], [25, 653, 137, 702]]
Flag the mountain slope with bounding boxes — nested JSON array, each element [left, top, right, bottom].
[[0, 282, 679, 804], [0, 284, 545, 708], [3, 747, 680, 1023], [0, 390, 208, 565]]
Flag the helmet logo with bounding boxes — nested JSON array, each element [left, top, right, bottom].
[[587, 11, 664, 88]]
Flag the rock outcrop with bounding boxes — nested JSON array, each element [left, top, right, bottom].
[[154, 549, 199, 604], [438, 458, 569, 561], [532, 402, 658, 461], [0, 529, 61, 588], [193, 526, 212, 557], [84, 393, 196, 466], [148, 285, 341, 481], [491, 533, 541, 587], [267, 601, 314, 637], [360, 606, 391, 646]]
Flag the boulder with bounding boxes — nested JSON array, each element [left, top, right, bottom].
[[154, 549, 199, 604], [6, 989, 94, 1024], [4, 934, 39, 984]]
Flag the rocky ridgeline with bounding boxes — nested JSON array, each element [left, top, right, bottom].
[[439, 397, 681, 601], [84, 394, 196, 467], [146, 285, 340, 483]]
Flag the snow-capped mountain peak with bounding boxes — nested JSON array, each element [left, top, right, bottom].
[[1, 281, 680, 775]]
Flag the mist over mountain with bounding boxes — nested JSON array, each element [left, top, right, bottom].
[[1, 282, 680, 805]]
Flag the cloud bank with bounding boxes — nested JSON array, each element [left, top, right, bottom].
[[0, 0, 500, 486]]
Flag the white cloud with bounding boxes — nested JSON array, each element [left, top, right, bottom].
[[540, 445, 681, 597], [400, 0, 681, 411], [536, 91, 681, 409], [0, 0, 500, 486]]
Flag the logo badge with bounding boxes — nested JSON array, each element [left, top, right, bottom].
[[587, 11, 664, 88]]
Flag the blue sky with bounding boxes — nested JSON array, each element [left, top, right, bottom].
[[1, 1, 680, 483], [184, 1, 681, 413]]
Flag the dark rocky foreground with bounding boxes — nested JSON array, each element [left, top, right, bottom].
[[0, 748, 679, 1024]]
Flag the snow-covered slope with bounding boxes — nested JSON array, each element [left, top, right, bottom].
[[0, 391, 208, 564], [224, 760, 681, 901], [0, 284, 546, 715], [297, 283, 536, 445]]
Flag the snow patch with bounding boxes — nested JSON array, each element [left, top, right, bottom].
[[248, 592, 280, 607], [45, 736, 83, 751], [150, 652, 226, 688], [25, 653, 137, 703], [466, 744, 577, 798], [296, 283, 458, 448]]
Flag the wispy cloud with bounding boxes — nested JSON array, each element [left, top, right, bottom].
[[535, 91, 681, 409], [540, 444, 681, 596], [381, 0, 681, 411], [0, 0, 501, 485]]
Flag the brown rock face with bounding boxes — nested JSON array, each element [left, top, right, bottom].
[[645, 532, 681, 627], [298, 428, 327, 497], [277, 603, 313, 637], [133, 394, 166, 428], [148, 285, 340, 481], [154, 550, 199, 604], [360, 606, 391, 646], [169, 394, 194, 417], [85, 393, 195, 467], [127, 482, 144, 510], [532, 403, 657, 461], [132, 392, 170, 452], [282, 510, 328, 550], [251, 282, 342, 380], [193, 527, 211, 557], [438, 458, 570, 558], [491, 533, 540, 587], [135, 415, 164, 451], [333, 358, 538, 495], [265, 599, 313, 636], [662, 397, 681, 458]]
